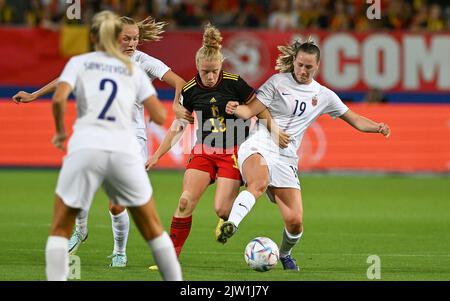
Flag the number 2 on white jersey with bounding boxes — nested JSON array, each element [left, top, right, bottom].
[[98, 78, 117, 121]]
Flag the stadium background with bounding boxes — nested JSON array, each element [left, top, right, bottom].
[[0, 0, 449, 281]]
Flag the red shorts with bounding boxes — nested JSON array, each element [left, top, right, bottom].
[[186, 144, 241, 183]]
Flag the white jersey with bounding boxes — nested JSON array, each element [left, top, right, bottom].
[[251, 73, 349, 160], [131, 50, 170, 139], [58, 51, 156, 156]]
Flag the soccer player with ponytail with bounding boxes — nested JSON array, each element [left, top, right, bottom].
[[45, 11, 181, 281], [13, 14, 188, 267]]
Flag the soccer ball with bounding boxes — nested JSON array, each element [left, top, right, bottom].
[[244, 237, 279, 272]]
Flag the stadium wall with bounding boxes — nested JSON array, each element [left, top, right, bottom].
[[1, 101, 449, 172], [0, 28, 449, 172]]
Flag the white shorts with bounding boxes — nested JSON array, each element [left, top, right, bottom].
[[238, 139, 300, 190], [55, 149, 152, 211]]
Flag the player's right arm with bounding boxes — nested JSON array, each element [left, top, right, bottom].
[[12, 78, 58, 104], [145, 118, 188, 170], [51, 81, 71, 151], [226, 97, 266, 120], [143, 94, 167, 125]]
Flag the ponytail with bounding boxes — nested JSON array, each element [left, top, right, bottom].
[[195, 23, 224, 65], [92, 11, 133, 73]]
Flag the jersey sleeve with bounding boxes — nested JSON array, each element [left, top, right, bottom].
[[322, 88, 349, 119], [139, 52, 171, 81], [255, 76, 276, 108], [179, 90, 193, 112], [136, 66, 157, 104], [235, 76, 255, 104], [58, 57, 79, 89]]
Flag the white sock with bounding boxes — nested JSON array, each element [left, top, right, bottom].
[[75, 209, 88, 237], [45, 236, 69, 281], [279, 228, 303, 258], [228, 190, 256, 228], [148, 232, 182, 281], [110, 210, 129, 255]]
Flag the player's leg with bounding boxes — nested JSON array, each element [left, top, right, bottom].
[[46, 195, 80, 281], [105, 151, 181, 279], [268, 187, 303, 271], [68, 208, 89, 255], [47, 149, 105, 280], [170, 168, 211, 257], [108, 202, 129, 267], [221, 153, 270, 240], [213, 150, 242, 243], [213, 177, 241, 242], [128, 199, 182, 281]]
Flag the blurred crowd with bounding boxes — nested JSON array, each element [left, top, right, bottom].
[[1, 0, 449, 32]]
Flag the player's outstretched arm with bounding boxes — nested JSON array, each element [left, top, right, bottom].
[[162, 70, 193, 123], [143, 95, 167, 125], [12, 78, 59, 104], [339, 109, 391, 138], [145, 118, 188, 170], [51, 82, 71, 151], [226, 97, 266, 120]]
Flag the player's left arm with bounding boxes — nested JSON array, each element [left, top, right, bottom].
[[51, 82, 72, 150], [162, 70, 194, 123], [339, 109, 391, 138]]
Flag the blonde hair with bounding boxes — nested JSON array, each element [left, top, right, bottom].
[[195, 23, 224, 65], [91, 11, 133, 73], [120, 16, 167, 42], [275, 36, 320, 73]]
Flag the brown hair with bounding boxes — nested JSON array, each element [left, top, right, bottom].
[[275, 36, 320, 73]]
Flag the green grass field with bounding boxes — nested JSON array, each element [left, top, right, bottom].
[[0, 169, 449, 281]]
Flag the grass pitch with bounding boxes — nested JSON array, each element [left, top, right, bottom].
[[0, 169, 449, 281]]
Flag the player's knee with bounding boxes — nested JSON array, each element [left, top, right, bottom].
[[178, 191, 193, 212], [248, 179, 268, 198], [110, 204, 126, 215], [214, 206, 228, 220], [285, 213, 303, 232]]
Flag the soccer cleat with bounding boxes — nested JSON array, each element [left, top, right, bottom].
[[68, 230, 88, 255], [219, 221, 237, 243], [280, 255, 300, 271], [215, 218, 227, 244], [109, 253, 127, 268], [148, 265, 159, 271]]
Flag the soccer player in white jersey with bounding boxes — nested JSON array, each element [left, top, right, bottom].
[[220, 38, 391, 271], [45, 11, 182, 281], [12, 16, 189, 267]]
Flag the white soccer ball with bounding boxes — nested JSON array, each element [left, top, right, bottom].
[[244, 237, 279, 272]]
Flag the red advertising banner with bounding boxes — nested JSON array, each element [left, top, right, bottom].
[[1, 28, 449, 94], [1, 100, 449, 172]]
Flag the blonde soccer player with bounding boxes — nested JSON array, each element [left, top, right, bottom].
[[45, 11, 181, 280], [13, 15, 189, 267]]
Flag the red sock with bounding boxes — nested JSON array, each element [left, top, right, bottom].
[[169, 215, 192, 257]]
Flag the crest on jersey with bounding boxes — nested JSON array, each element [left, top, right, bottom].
[[312, 95, 318, 106], [210, 97, 217, 103]]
